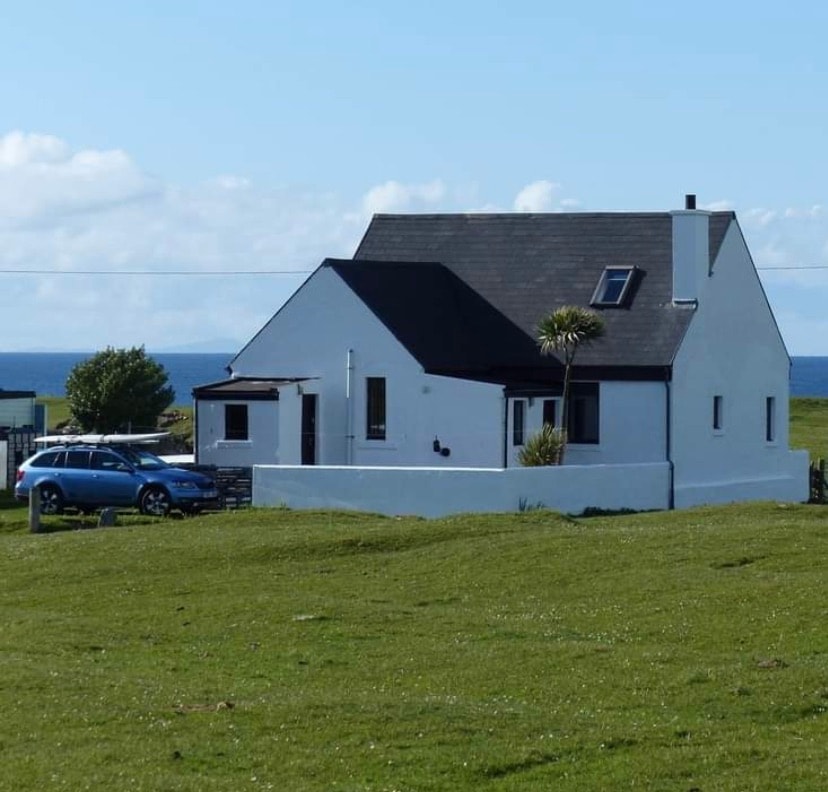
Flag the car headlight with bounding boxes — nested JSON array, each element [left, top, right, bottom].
[[171, 480, 198, 490]]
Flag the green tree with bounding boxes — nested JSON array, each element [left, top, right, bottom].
[[65, 346, 175, 433], [536, 306, 605, 462]]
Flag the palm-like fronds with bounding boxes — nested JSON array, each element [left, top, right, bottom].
[[536, 306, 605, 364], [535, 306, 605, 463]]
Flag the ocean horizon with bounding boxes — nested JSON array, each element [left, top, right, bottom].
[[0, 352, 233, 404], [2, 352, 828, 401]]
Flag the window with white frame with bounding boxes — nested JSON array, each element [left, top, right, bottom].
[[591, 267, 636, 306]]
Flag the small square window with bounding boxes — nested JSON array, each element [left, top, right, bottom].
[[591, 267, 635, 306]]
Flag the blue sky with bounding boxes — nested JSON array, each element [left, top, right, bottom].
[[2, 0, 828, 353]]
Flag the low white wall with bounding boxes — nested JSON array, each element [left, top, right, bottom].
[[674, 449, 810, 508], [0, 441, 7, 490], [253, 462, 671, 518]]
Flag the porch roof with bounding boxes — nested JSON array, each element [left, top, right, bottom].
[[193, 377, 309, 401]]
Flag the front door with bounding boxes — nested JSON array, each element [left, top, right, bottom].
[[301, 394, 317, 465]]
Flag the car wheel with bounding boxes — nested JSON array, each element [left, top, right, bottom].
[[140, 486, 171, 517], [39, 484, 64, 516]]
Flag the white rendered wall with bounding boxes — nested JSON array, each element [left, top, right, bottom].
[[671, 222, 809, 506], [506, 382, 666, 467], [197, 399, 279, 467], [0, 441, 7, 489], [254, 462, 671, 517], [231, 267, 505, 468]]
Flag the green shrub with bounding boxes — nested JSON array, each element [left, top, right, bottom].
[[518, 424, 564, 466]]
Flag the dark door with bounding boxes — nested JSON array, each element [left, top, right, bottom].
[[301, 394, 317, 465]]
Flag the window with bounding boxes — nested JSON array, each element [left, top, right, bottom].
[[366, 377, 386, 440], [91, 451, 127, 471], [225, 404, 249, 440], [513, 400, 525, 446], [713, 395, 723, 431], [30, 450, 62, 468], [766, 396, 776, 442], [568, 383, 599, 444], [542, 399, 557, 428], [65, 450, 90, 469], [591, 267, 635, 306]]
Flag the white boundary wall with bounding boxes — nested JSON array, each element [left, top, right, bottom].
[[253, 462, 671, 518]]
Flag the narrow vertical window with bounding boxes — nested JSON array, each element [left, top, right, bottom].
[[542, 399, 557, 428], [766, 396, 776, 442], [513, 400, 525, 446], [366, 377, 386, 440], [713, 395, 723, 431], [225, 404, 249, 440]]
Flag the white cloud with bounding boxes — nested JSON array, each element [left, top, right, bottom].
[[703, 199, 733, 211], [361, 179, 446, 215], [513, 180, 560, 212], [0, 130, 157, 224], [0, 130, 67, 167]]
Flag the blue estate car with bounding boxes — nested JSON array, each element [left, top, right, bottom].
[[15, 444, 219, 516]]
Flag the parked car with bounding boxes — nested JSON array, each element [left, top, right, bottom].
[[14, 443, 219, 516]]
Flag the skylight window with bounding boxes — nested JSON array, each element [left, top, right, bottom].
[[591, 267, 635, 307]]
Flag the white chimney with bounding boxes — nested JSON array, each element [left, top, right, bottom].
[[671, 193, 711, 304]]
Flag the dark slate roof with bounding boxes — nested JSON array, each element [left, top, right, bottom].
[[325, 259, 557, 379], [0, 390, 35, 399], [350, 212, 734, 381]]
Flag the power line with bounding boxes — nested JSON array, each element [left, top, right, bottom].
[[0, 268, 314, 276], [0, 264, 827, 275]]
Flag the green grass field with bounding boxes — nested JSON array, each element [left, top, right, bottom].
[[0, 398, 826, 790]]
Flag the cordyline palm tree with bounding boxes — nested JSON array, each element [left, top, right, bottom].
[[536, 305, 605, 462]]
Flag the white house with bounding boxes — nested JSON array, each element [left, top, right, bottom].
[[195, 196, 808, 513]]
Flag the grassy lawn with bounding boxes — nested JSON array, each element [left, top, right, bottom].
[[2, 504, 828, 790], [0, 397, 825, 789], [790, 398, 828, 462]]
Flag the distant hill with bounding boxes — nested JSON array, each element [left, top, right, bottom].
[[149, 338, 241, 354]]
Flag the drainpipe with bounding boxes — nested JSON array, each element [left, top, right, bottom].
[[502, 390, 509, 468], [346, 349, 354, 465], [665, 371, 674, 510]]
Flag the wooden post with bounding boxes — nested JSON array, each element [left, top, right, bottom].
[[29, 487, 41, 534]]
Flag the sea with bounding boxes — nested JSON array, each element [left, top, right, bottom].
[[1, 353, 828, 399], [0, 352, 234, 404]]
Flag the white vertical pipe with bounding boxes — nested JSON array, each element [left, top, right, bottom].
[[346, 349, 354, 465]]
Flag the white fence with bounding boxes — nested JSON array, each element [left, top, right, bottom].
[[253, 462, 672, 518]]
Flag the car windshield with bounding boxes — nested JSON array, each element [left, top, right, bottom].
[[115, 446, 170, 471]]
